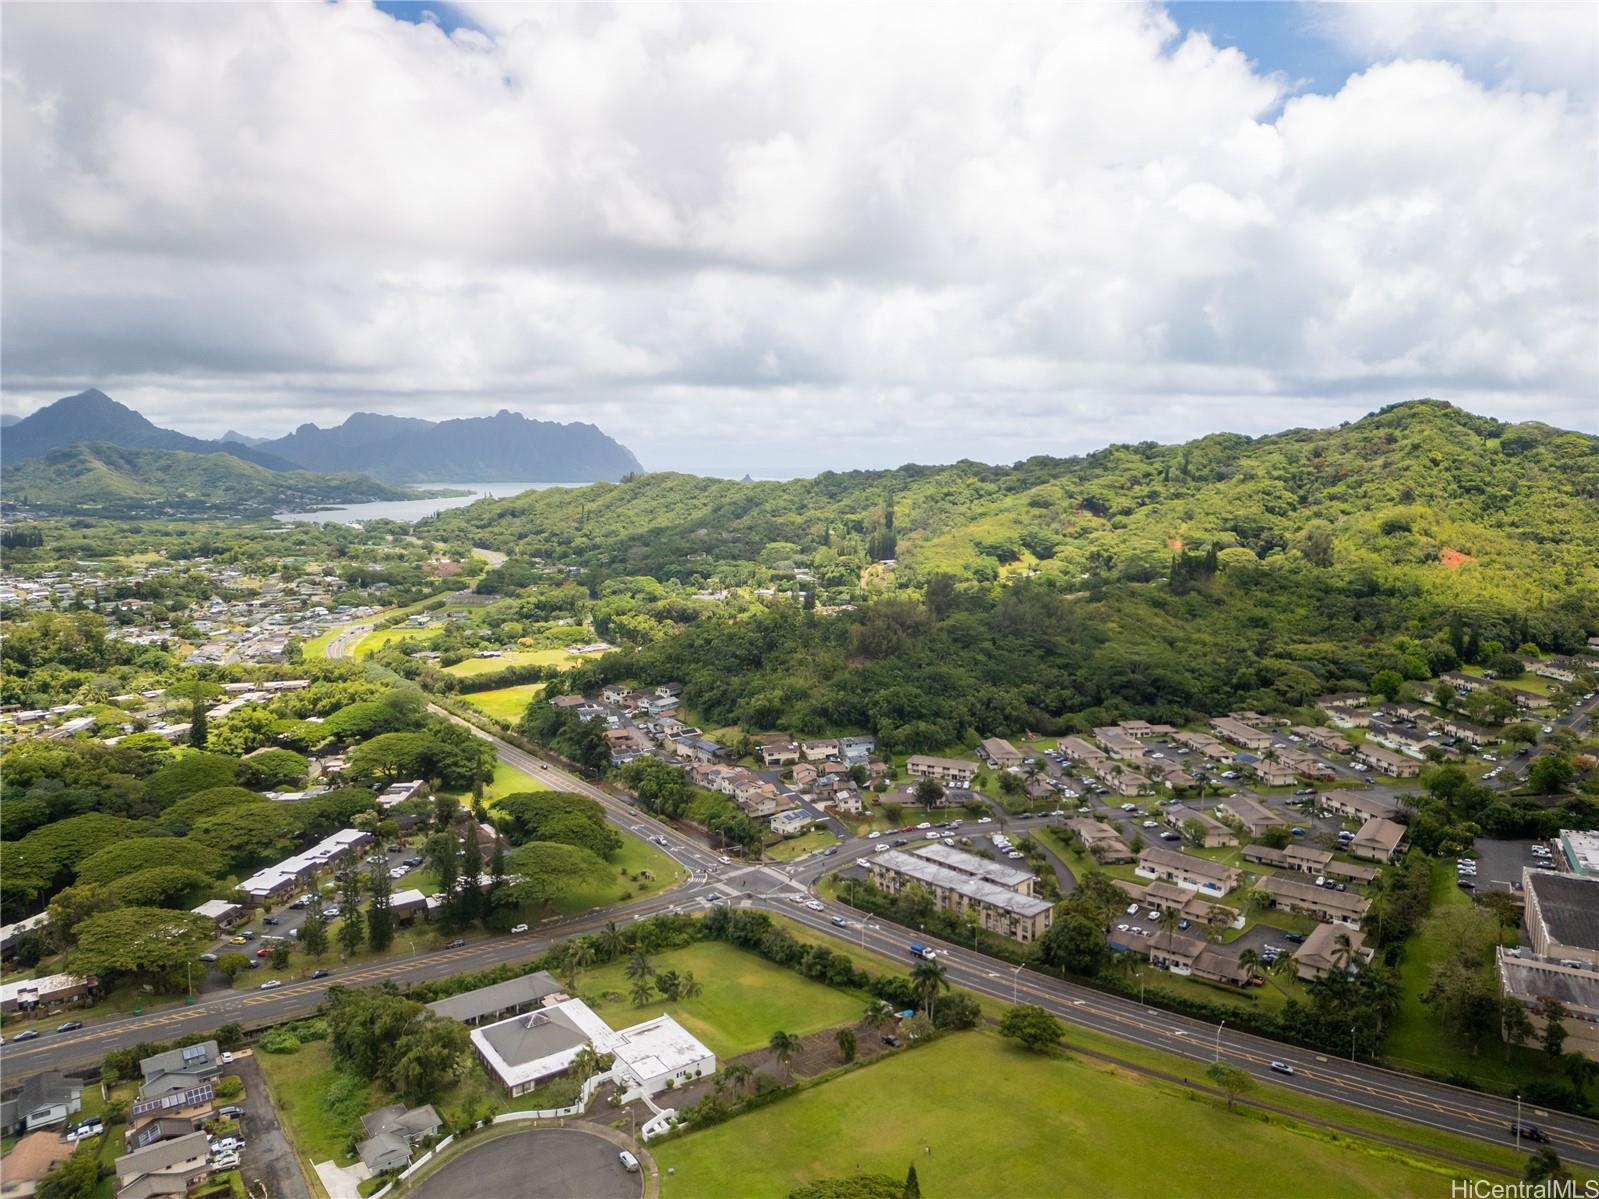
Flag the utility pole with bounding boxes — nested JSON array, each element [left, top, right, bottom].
[[1215, 1020, 1226, 1063]]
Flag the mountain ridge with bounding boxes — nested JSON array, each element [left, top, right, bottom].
[[0, 442, 421, 515], [3, 391, 302, 471], [252, 408, 642, 483]]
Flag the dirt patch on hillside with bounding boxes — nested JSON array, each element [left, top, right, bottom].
[[1440, 547, 1474, 570]]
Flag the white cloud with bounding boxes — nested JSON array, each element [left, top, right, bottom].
[[2, 2, 1593, 475]]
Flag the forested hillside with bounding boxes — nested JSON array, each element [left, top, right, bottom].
[[429, 401, 1599, 611], [1, 443, 420, 515], [429, 402, 1599, 752]]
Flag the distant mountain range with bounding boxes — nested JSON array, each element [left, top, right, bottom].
[[1, 442, 419, 515], [2, 390, 641, 484], [3, 390, 302, 471], [251, 410, 642, 483], [0, 413, 20, 428]]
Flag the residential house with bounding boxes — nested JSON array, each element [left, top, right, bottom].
[[1114, 879, 1242, 930], [1209, 717, 1273, 751], [830, 789, 864, 816], [1352, 744, 1421, 778], [801, 739, 840, 762], [1217, 795, 1285, 837], [759, 742, 800, 767], [357, 1104, 442, 1173], [791, 761, 820, 791], [906, 755, 977, 787], [1257, 875, 1370, 928], [1135, 847, 1240, 897], [980, 737, 1024, 769], [1092, 726, 1145, 760], [771, 810, 814, 837], [1439, 718, 1500, 748], [1164, 806, 1236, 848], [1143, 929, 1251, 986], [1349, 817, 1408, 863], [1319, 792, 1399, 823], [0, 1072, 83, 1136], [1065, 818, 1133, 864], [1245, 756, 1298, 787], [138, 1041, 221, 1100], [1170, 731, 1233, 759], [838, 736, 876, 766], [1293, 924, 1371, 981], [114, 1131, 212, 1199], [1292, 725, 1352, 755], [124, 1087, 216, 1151]]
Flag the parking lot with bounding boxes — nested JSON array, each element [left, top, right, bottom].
[[1469, 835, 1552, 894]]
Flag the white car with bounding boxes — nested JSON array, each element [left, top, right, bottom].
[[259, 980, 281, 990], [1142, 820, 1157, 829], [806, 900, 825, 912], [211, 1153, 241, 1170], [788, 894, 807, 904], [220, 1051, 234, 1065], [867, 831, 881, 840], [1126, 903, 1140, 915], [875, 843, 889, 853], [857, 857, 871, 867], [718, 855, 732, 865], [1116, 923, 1130, 932], [1543, 725, 1554, 734], [510, 924, 529, 934], [915, 822, 932, 830], [977, 816, 993, 824]]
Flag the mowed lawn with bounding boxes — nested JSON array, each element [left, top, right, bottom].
[[444, 648, 579, 676], [654, 1031, 1457, 1199], [354, 625, 441, 657], [463, 683, 544, 724], [575, 942, 864, 1060], [550, 828, 685, 916]]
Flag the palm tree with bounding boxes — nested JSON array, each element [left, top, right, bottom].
[[721, 1063, 753, 1097], [563, 938, 595, 992], [678, 971, 703, 1001], [599, 920, 627, 961], [910, 960, 950, 1023], [861, 1000, 895, 1030], [1262, 951, 1294, 996], [630, 976, 655, 1008], [1237, 948, 1261, 985], [1157, 907, 1182, 938], [1331, 932, 1356, 971], [624, 950, 654, 983], [768, 1030, 800, 1082], [571, 1045, 603, 1083]]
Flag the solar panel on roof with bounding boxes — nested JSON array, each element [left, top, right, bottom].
[[180, 1044, 207, 1062]]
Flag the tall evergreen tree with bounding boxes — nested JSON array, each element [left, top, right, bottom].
[[299, 899, 328, 959], [189, 692, 208, 750], [336, 866, 365, 956], [366, 860, 394, 952], [457, 826, 484, 925]]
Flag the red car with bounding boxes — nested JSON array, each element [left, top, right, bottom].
[[255, 948, 271, 958]]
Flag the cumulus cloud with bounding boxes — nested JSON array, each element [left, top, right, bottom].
[[2, 2, 1593, 474]]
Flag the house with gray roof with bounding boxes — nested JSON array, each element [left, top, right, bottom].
[[0, 1071, 83, 1135], [425, 971, 566, 1027]]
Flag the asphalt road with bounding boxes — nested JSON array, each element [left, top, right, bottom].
[[8, 632, 1597, 1170]]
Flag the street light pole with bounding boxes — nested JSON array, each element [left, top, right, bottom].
[[1350, 1025, 1356, 1063], [1215, 1019, 1226, 1062], [1516, 1093, 1522, 1152], [1012, 962, 1024, 1003]]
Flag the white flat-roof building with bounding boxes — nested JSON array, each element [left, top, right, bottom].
[[237, 828, 373, 900], [469, 997, 715, 1100]]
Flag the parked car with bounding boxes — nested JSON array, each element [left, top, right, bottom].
[[199, 953, 219, 963], [619, 1150, 641, 1174], [229, 936, 249, 945], [262, 916, 279, 926]]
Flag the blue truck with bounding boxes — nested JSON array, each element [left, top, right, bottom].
[[909, 941, 937, 960]]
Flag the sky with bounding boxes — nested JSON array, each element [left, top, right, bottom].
[[2, 2, 1595, 477]]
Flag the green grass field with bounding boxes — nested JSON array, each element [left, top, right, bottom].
[[551, 829, 685, 915], [354, 625, 441, 657], [444, 648, 579, 676], [654, 1030, 1466, 1199], [462, 683, 545, 724], [574, 941, 864, 1059], [765, 827, 840, 861]]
